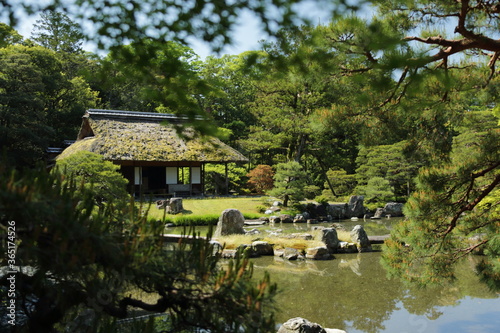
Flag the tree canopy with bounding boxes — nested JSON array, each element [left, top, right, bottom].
[[1, 2, 500, 332], [31, 11, 84, 53]]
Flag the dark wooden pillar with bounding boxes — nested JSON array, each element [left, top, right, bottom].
[[225, 162, 229, 195]]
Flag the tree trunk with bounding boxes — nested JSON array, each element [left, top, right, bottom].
[[294, 134, 307, 163], [312, 152, 337, 197]]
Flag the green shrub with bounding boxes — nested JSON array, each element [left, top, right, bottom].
[[163, 212, 263, 226], [314, 195, 330, 205], [269, 161, 307, 207], [247, 165, 274, 194], [171, 214, 220, 226], [54, 151, 130, 209], [364, 176, 394, 204], [256, 205, 268, 213], [304, 185, 322, 200]]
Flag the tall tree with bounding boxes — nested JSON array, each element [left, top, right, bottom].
[[3, 0, 333, 123], [269, 161, 308, 207], [0, 23, 23, 47], [375, 0, 500, 85], [0, 44, 99, 167], [355, 141, 421, 201], [350, 1, 500, 287], [96, 40, 204, 115], [382, 110, 500, 287], [31, 11, 84, 53], [0, 46, 52, 167], [199, 53, 259, 145], [247, 27, 335, 163]]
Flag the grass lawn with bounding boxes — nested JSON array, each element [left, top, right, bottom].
[[181, 196, 266, 215], [145, 196, 271, 224], [143, 196, 357, 250]]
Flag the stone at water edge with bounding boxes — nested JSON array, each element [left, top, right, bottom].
[[347, 195, 365, 218], [280, 214, 294, 223], [350, 224, 372, 252], [305, 247, 333, 260], [277, 317, 347, 333], [277, 317, 326, 333], [279, 247, 303, 261], [383, 202, 404, 217], [252, 241, 274, 256], [213, 208, 246, 237], [373, 207, 384, 219], [321, 228, 340, 253]]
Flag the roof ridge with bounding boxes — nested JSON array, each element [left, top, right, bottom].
[[86, 109, 202, 122]]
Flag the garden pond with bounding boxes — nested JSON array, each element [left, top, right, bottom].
[[166, 218, 500, 332]]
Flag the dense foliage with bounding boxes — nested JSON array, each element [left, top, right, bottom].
[[0, 165, 277, 332], [269, 161, 308, 207], [1, 1, 500, 331], [54, 151, 130, 209], [247, 165, 275, 195], [382, 111, 500, 288]]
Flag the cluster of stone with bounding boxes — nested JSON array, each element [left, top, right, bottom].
[[212, 208, 374, 260], [156, 197, 183, 214], [264, 196, 404, 221]]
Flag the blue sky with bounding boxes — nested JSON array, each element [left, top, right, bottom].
[[187, 10, 267, 59], [14, 10, 265, 58], [10, 1, 338, 59]]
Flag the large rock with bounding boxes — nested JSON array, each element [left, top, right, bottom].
[[373, 208, 384, 219], [305, 247, 333, 260], [214, 209, 246, 237], [328, 204, 348, 219], [277, 247, 303, 261], [156, 197, 184, 214], [280, 214, 294, 223], [278, 318, 346, 333], [347, 195, 365, 218], [350, 224, 372, 252], [293, 214, 307, 223], [315, 204, 329, 220], [383, 202, 404, 217], [321, 228, 339, 253], [270, 216, 281, 224], [278, 317, 326, 333], [252, 241, 274, 256], [166, 197, 183, 214]]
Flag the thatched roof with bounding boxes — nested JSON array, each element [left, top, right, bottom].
[[57, 109, 248, 163]]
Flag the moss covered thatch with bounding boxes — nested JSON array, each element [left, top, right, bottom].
[[57, 110, 248, 163]]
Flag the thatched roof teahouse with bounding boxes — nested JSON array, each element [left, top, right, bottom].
[[58, 109, 248, 197]]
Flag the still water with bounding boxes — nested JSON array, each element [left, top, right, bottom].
[[252, 252, 500, 333], [168, 219, 500, 332]]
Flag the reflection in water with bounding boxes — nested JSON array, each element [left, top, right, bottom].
[[166, 217, 403, 237], [338, 255, 362, 276], [252, 253, 500, 333]]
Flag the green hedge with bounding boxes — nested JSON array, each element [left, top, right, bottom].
[[161, 213, 263, 226]]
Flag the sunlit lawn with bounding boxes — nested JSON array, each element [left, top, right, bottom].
[[181, 196, 266, 215], [144, 196, 269, 223]]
